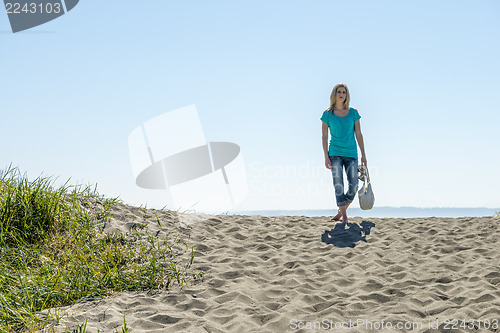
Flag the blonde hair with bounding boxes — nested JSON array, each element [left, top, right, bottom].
[[326, 83, 350, 111]]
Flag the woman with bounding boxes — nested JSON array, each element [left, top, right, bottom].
[[321, 83, 367, 226]]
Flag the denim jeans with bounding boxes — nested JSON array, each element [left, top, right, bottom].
[[329, 156, 358, 207]]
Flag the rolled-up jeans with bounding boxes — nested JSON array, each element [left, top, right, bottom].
[[329, 156, 358, 207]]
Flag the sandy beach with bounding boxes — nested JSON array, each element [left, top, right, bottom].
[[43, 202, 500, 333]]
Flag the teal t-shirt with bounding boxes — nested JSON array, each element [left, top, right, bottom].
[[320, 107, 361, 158]]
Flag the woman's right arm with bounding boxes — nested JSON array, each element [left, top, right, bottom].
[[322, 122, 331, 169]]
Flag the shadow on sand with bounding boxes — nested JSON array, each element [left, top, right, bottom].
[[321, 220, 376, 248]]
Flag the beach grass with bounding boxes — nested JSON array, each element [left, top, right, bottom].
[[0, 166, 203, 332]]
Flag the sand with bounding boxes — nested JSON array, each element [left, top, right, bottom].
[[41, 203, 500, 333]]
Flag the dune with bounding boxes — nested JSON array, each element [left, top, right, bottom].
[[42, 202, 500, 333]]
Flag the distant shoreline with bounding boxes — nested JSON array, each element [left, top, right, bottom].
[[221, 207, 500, 218]]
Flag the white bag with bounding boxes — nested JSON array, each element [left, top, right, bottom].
[[358, 165, 375, 210]]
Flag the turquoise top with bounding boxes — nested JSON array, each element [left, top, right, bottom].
[[320, 107, 361, 158]]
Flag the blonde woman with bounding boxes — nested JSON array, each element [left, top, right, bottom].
[[321, 83, 367, 226]]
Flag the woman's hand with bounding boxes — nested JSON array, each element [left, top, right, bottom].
[[361, 155, 367, 166], [325, 157, 331, 169]]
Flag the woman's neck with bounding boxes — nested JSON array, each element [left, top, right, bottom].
[[334, 103, 346, 110]]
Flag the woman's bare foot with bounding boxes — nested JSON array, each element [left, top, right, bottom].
[[331, 209, 342, 221], [331, 202, 351, 221], [339, 205, 348, 226]]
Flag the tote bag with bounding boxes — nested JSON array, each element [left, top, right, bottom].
[[358, 165, 375, 210]]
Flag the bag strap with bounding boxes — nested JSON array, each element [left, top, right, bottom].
[[359, 165, 371, 185], [365, 166, 371, 185]]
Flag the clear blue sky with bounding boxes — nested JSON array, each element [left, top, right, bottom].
[[1, 0, 499, 211]]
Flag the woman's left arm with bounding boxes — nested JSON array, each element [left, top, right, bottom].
[[354, 120, 367, 166]]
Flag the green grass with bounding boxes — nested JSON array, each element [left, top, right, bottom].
[[0, 166, 203, 332]]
